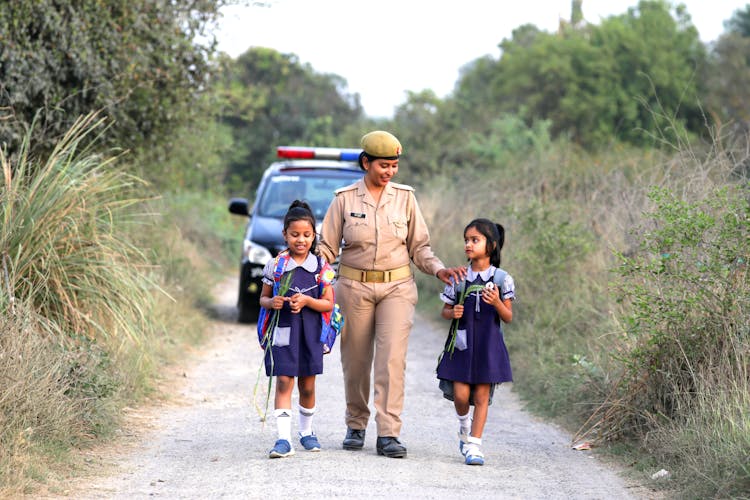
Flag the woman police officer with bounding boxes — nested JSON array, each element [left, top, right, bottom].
[[318, 130, 464, 458]]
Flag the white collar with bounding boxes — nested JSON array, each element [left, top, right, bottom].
[[466, 265, 495, 282], [285, 252, 318, 273]]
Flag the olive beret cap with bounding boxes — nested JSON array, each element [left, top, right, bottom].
[[360, 130, 402, 158]]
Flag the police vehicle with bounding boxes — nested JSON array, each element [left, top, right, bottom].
[[228, 146, 363, 323]]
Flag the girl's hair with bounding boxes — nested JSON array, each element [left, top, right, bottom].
[[465, 218, 505, 267], [283, 200, 317, 253]]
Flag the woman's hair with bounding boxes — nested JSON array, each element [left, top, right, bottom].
[[283, 200, 317, 253], [358, 151, 372, 171], [464, 218, 505, 267]]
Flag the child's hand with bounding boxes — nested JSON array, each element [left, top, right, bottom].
[[452, 304, 464, 319], [481, 282, 499, 305], [271, 295, 288, 310], [288, 293, 307, 314]]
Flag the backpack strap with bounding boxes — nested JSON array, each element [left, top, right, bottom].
[[272, 251, 290, 294], [492, 267, 507, 292], [316, 255, 341, 353]]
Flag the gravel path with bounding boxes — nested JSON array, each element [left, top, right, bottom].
[[50, 277, 655, 499]]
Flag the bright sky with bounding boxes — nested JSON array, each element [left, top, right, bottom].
[[215, 0, 746, 118]]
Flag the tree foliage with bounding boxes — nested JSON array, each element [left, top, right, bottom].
[[0, 0, 224, 159], [448, 0, 706, 148], [724, 4, 750, 37], [705, 5, 750, 138], [705, 33, 750, 137], [214, 47, 364, 192]]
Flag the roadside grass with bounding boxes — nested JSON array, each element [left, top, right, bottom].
[[416, 131, 749, 497], [0, 115, 238, 496]]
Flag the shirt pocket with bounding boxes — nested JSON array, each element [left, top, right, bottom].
[[388, 213, 408, 240], [342, 213, 370, 245]]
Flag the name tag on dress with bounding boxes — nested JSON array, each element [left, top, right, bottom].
[[350, 212, 366, 218]]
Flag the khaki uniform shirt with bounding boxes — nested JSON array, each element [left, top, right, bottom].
[[319, 178, 444, 276]]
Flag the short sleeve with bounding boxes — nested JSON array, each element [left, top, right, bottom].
[[440, 282, 457, 305], [500, 274, 516, 301], [261, 258, 276, 287]]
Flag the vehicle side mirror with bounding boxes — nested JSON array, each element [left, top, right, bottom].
[[228, 198, 250, 216]]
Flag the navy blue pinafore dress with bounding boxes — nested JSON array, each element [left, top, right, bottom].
[[436, 274, 513, 386], [264, 259, 325, 377]]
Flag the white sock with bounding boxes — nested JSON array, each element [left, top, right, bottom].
[[298, 404, 316, 437], [274, 408, 292, 442], [465, 435, 483, 456], [457, 411, 471, 436]]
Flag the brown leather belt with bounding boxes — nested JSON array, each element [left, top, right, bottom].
[[338, 264, 412, 283]]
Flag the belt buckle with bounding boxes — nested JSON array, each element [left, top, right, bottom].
[[364, 270, 385, 282]]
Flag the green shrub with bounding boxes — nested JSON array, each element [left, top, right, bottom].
[[582, 184, 749, 496]]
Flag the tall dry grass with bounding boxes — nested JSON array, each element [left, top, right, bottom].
[[0, 303, 82, 496], [0, 114, 156, 493], [0, 114, 234, 495]]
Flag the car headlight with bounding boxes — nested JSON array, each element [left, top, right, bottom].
[[243, 240, 273, 265]]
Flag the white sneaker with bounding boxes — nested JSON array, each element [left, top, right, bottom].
[[464, 443, 485, 466]]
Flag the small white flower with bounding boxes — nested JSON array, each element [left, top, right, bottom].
[[485, 282, 495, 290]]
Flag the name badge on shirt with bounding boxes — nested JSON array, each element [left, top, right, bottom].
[[350, 212, 366, 218]]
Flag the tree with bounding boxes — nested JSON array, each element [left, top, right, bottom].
[[724, 4, 750, 37], [704, 5, 750, 137], [214, 47, 364, 192], [448, 0, 707, 148], [0, 0, 224, 160]]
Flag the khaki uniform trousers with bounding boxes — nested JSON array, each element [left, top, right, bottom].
[[335, 275, 418, 437]]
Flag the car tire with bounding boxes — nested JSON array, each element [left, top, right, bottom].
[[237, 299, 259, 324], [237, 265, 260, 324]]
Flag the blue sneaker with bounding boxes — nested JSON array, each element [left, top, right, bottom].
[[269, 439, 295, 458], [299, 433, 321, 451], [464, 444, 485, 466]]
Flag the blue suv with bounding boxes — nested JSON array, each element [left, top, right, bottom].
[[228, 147, 363, 323]]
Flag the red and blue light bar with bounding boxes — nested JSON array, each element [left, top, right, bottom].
[[277, 146, 362, 162]]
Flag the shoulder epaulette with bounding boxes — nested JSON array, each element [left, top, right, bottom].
[[389, 182, 414, 192], [334, 183, 359, 194]]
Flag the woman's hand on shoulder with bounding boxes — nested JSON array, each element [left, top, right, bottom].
[[436, 266, 467, 285]]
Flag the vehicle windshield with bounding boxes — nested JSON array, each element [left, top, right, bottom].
[[256, 172, 359, 219]]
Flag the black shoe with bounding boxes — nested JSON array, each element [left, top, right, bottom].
[[376, 436, 407, 458], [342, 427, 365, 450]]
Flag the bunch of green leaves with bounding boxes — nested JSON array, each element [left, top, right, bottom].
[[441, 282, 486, 360], [254, 267, 295, 421]]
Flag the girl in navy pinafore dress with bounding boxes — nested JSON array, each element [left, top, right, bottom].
[[436, 218, 516, 466], [258, 200, 334, 459]]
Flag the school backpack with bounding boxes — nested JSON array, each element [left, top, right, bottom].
[[256, 250, 344, 353]]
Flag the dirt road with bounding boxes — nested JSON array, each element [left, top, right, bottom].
[[50, 277, 655, 499]]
